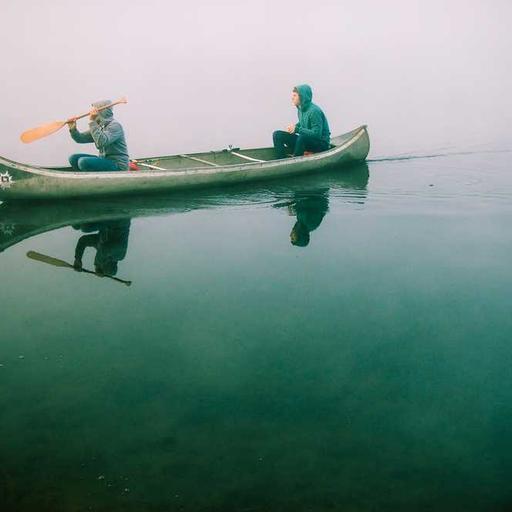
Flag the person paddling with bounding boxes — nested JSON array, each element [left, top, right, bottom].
[[68, 100, 129, 171], [273, 84, 331, 159]]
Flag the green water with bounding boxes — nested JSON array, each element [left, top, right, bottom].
[[1, 154, 512, 511]]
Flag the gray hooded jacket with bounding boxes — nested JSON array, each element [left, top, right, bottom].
[[70, 100, 129, 170]]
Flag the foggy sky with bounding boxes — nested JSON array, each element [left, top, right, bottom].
[[1, 0, 510, 165]]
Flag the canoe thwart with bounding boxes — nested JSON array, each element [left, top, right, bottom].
[[179, 155, 219, 167], [229, 151, 266, 163], [132, 160, 166, 171]]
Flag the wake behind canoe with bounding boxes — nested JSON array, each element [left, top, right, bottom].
[[0, 125, 369, 200]]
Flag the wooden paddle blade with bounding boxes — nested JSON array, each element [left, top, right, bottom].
[[26, 250, 73, 268], [20, 120, 67, 144]]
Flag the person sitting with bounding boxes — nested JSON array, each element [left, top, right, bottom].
[[273, 84, 331, 159], [68, 100, 129, 171]]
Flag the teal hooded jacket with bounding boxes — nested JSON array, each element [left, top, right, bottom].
[[294, 85, 331, 144], [70, 100, 130, 170]]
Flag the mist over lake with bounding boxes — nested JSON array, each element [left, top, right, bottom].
[[1, 0, 510, 164]]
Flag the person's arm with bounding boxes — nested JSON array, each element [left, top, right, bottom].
[[89, 120, 123, 149], [295, 110, 324, 139], [68, 120, 94, 143], [74, 234, 99, 270]]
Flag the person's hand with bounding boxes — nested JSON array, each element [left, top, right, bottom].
[[89, 106, 99, 121], [67, 118, 77, 130], [287, 124, 295, 134], [73, 258, 83, 271]]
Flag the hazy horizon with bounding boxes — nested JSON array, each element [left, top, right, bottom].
[[1, 0, 510, 165]]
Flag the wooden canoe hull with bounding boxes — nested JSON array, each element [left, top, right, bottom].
[[0, 125, 369, 200]]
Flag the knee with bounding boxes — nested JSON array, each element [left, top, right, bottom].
[[273, 130, 286, 142], [69, 154, 80, 167], [77, 157, 91, 171]]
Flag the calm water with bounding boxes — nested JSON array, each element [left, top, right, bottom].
[[1, 152, 512, 511]]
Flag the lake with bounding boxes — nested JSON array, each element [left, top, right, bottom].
[[1, 151, 512, 511]]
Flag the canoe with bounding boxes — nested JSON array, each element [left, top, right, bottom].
[[0, 125, 369, 200], [0, 162, 369, 253]]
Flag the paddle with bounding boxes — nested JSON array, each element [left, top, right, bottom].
[[20, 97, 128, 144], [26, 250, 132, 287]]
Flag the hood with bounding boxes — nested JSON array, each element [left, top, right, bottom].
[[291, 221, 310, 247], [92, 99, 114, 123], [294, 84, 313, 109]]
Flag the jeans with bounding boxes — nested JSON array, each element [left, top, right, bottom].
[[69, 153, 119, 172], [272, 130, 330, 159]]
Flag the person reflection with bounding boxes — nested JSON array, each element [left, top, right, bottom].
[[289, 190, 329, 246], [72, 219, 131, 277], [275, 189, 329, 247]]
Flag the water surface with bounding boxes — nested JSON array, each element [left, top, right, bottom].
[[1, 153, 512, 511]]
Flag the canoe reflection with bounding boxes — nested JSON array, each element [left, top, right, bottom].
[[0, 163, 369, 267]]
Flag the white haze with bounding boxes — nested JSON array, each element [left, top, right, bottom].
[[0, 0, 510, 165]]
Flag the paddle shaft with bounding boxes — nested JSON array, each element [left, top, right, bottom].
[[67, 97, 127, 123], [79, 267, 132, 286], [26, 251, 132, 287]]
